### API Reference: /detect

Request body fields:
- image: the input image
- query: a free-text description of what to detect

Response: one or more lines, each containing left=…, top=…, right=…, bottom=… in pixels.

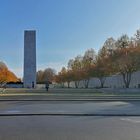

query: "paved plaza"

left=0, top=116, right=140, bottom=140
left=0, top=101, right=140, bottom=116
left=0, top=88, right=140, bottom=139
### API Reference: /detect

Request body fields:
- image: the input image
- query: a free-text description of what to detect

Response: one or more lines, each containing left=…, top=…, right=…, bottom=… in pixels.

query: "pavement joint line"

left=0, top=99, right=140, bottom=101
left=0, top=113, right=140, bottom=117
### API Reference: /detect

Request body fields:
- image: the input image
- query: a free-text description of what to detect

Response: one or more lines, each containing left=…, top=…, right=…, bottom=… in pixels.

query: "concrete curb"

left=0, top=99, right=140, bottom=101
left=0, top=113, right=140, bottom=117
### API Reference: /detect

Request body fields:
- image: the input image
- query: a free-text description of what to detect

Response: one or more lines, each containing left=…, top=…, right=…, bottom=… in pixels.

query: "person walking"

left=45, top=81, right=49, bottom=91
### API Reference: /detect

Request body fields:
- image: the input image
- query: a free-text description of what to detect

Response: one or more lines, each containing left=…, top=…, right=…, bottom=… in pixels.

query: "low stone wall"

left=5, top=83, right=55, bottom=89
left=69, top=71, right=140, bottom=88
left=36, top=84, right=45, bottom=89
left=6, top=83, right=23, bottom=88
left=36, top=84, right=55, bottom=89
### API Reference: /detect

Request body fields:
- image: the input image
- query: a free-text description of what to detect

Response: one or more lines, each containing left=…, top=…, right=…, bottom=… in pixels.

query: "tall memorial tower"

left=24, top=30, right=36, bottom=88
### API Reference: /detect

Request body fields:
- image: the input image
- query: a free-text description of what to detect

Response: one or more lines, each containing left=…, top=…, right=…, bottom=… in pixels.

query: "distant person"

left=45, top=81, right=49, bottom=91
left=32, top=82, right=34, bottom=88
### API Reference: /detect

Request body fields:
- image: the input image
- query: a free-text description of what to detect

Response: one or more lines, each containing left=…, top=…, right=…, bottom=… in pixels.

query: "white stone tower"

left=23, top=30, right=36, bottom=88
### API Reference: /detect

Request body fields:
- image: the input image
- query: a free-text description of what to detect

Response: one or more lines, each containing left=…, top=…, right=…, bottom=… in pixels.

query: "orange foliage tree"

left=0, top=61, right=19, bottom=87
left=111, top=45, right=140, bottom=88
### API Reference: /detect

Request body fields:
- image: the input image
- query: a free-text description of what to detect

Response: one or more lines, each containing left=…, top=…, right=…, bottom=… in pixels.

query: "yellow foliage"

left=0, top=62, right=19, bottom=83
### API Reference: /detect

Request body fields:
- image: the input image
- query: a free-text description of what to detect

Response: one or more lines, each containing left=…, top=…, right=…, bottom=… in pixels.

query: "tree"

left=82, top=49, right=96, bottom=88
left=64, top=70, right=73, bottom=88
left=111, top=45, right=140, bottom=88
left=36, top=68, right=56, bottom=84
left=115, top=34, right=129, bottom=49
left=94, top=56, right=111, bottom=88
left=68, top=55, right=83, bottom=88
left=94, top=39, right=116, bottom=88
left=0, top=61, right=19, bottom=87
left=0, top=69, right=8, bottom=87
left=54, top=73, right=64, bottom=87
left=43, top=68, right=56, bottom=82
left=134, top=29, right=140, bottom=46
left=102, top=37, right=116, bottom=55
left=36, top=70, right=44, bottom=83
left=54, top=67, right=67, bottom=88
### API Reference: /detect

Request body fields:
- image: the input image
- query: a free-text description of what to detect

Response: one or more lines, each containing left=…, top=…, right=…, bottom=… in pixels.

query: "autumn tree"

left=36, top=68, right=56, bottom=84
left=36, top=70, right=44, bottom=83
left=58, top=68, right=74, bottom=88
left=94, top=38, right=116, bottom=88
left=54, top=73, right=64, bottom=87
left=134, top=29, right=140, bottom=46
left=102, top=33, right=140, bottom=88
left=111, top=44, right=140, bottom=88
left=0, top=61, right=19, bottom=87
left=68, top=56, right=83, bottom=88
left=115, top=34, right=129, bottom=49
left=64, top=70, right=74, bottom=88
left=0, top=69, right=8, bottom=87
left=94, top=56, right=111, bottom=88
left=82, top=49, right=96, bottom=88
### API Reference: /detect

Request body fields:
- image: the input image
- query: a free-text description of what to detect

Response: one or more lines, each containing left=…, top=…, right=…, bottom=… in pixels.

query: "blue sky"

left=0, top=0, right=140, bottom=78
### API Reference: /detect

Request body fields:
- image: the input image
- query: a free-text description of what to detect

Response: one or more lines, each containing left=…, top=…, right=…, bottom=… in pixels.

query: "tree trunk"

left=99, top=77, right=106, bottom=88
left=122, top=72, right=132, bottom=88
left=83, top=79, right=90, bottom=88
left=61, top=83, right=64, bottom=88
left=67, top=82, right=70, bottom=88
left=75, top=81, right=80, bottom=88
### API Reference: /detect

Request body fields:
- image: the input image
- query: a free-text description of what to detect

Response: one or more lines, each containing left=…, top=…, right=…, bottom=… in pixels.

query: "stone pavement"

left=0, top=101, right=140, bottom=116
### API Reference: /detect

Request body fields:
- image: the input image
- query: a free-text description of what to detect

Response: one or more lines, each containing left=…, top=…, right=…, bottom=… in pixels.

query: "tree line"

left=54, top=29, right=140, bottom=88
